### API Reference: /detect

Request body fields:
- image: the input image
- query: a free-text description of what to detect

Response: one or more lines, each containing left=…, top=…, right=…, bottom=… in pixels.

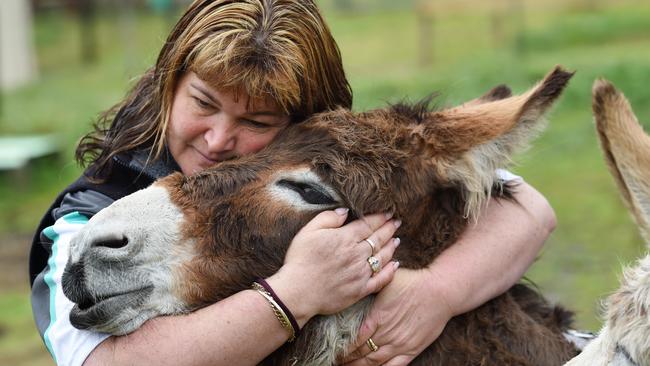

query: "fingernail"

left=393, top=261, right=400, bottom=269
left=384, top=212, right=393, bottom=219
left=393, top=219, right=402, bottom=228
left=393, top=237, right=400, bottom=247
left=335, top=207, right=349, bottom=216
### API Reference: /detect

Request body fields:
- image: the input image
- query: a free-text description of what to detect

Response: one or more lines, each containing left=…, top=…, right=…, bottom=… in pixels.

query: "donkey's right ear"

left=446, top=84, right=513, bottom=112
left=420, top=66, right=573, bottom=156
left=413, top=66, right=573, bottom=218
left=593, top=79, right=650, bottom=245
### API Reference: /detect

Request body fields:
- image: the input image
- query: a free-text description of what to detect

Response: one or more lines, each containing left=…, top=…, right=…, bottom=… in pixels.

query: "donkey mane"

left=389, top=94, right=439, bottom=124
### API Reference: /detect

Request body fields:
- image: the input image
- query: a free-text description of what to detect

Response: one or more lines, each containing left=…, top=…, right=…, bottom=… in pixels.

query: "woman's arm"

left=83, top=210, right=401, bottom=366
left=343, top=181, right=556, bottom=365
left=86, top=289, right=296, bottom=366
left=431, top=181, right=556, bottom=314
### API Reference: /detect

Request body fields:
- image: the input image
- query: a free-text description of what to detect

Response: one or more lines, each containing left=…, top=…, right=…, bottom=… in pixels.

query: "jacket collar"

left=113, top=147, right=181, bottom=180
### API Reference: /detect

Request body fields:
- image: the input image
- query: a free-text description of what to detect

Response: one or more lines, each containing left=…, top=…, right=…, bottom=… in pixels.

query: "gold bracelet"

left=252, top=282, right=296, bottom=342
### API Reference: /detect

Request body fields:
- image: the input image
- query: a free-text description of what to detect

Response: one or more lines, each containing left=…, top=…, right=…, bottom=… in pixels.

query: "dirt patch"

left=0, top=233, right=32, bottom=291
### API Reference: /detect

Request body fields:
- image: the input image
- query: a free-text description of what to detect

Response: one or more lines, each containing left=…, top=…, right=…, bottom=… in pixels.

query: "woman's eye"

left=192, top=97, right=212, bottom=109
left=242, top=119, right=270, bottom=129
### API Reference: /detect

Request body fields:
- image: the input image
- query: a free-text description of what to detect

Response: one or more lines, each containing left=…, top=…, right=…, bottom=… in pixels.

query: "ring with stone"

left=364, top=238, right=377, bottom=256
left=367, top=256, right=381, bottom=274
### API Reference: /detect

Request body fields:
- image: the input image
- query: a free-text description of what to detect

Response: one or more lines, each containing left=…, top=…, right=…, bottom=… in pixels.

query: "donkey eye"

left=277, top=180, right=337, bottom=205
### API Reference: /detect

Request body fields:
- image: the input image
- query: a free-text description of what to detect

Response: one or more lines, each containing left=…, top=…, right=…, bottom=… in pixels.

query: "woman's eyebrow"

left=189, top=83, right=220, bottom=105
left=247, top=110, right=282, bottom=117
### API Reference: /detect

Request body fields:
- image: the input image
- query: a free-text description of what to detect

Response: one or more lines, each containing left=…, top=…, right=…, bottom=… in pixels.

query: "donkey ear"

left=447, top=84, right=513, bottom=112
left=593, top=79, right=650, bottom=245
left=424, top=66, right=573, bottom=155
left=417, top=66, right=573, bottom=217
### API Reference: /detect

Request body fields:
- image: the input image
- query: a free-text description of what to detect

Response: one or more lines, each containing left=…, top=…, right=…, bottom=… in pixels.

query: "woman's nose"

left=204, top=117, right=236, bottom=153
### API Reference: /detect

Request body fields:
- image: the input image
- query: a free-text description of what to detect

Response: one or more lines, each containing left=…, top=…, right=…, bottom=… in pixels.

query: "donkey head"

left=567, top=81, right=650, bottom=366
left=62, top=67, right=572, bottom=335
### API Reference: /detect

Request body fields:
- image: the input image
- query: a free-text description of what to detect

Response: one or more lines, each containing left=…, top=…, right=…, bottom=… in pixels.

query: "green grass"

left=2, top=1, right=650, bottom=364
left=0, top=292, right=52, bottom=365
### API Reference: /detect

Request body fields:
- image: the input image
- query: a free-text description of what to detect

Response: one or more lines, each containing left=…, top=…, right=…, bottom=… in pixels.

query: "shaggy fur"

left=158, top=67, right=579, bottom=365
left=565, top=80, right=650, bottom=366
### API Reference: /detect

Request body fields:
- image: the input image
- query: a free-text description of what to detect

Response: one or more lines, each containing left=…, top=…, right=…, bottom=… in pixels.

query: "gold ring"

left=366, top=337, right=379, bottom=352
left=367, top=256, right=381, bottom=274
left=364, top=238, right=377, bottom=256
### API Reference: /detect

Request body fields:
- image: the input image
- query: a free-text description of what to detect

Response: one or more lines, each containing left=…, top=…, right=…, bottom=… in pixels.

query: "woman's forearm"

left=425, top=181, right=556, bottom=316
left=84, top=289, right=291, bottom=366
left=83, top=210, right=399, bottom=366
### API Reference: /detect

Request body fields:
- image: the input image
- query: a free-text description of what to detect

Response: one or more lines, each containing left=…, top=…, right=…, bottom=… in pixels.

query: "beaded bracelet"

left=252, top=280, right=298, bottom=342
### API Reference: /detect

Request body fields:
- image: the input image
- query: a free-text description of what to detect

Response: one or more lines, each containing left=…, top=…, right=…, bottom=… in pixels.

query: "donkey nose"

left=62, top=260, right=89, bottom=305
left=92, top=236, right=129, bottom=249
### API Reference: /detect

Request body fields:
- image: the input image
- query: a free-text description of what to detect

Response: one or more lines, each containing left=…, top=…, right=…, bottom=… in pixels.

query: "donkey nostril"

left=94, top=237, right=129, bottom=249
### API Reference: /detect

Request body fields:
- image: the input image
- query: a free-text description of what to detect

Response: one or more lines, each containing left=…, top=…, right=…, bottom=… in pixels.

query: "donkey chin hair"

left=97, top=309, right=151, bottom=335
left=451, top=152, right=508, bottom=221
left=606, top=255, right=650, bottom=362
left=297, top=297, right=373, bottom=365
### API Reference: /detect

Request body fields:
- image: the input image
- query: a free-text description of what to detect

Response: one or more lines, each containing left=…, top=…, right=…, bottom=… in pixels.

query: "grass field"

left=1, top=0, right=650, bottom=364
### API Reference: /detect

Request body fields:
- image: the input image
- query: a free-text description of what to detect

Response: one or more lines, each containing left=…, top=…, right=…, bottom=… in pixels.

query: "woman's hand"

left=268, top=209, right=402, bottom=327
left=341, top=268, right=452, bottom=366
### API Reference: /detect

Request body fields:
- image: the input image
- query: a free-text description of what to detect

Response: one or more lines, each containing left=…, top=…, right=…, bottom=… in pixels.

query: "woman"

left=29, top=1, right=555, bottom=365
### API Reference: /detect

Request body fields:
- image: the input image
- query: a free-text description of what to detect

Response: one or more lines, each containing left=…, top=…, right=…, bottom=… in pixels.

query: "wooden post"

left=120, top=0, right=137, bottom=75
left=509, top=0, right=526, bottom=57
left=490, top=0, right=506, bottom=48
left=0, top=0, right=38, bottom=91
left=416, top=1, right=435, bottom=68
left=76, top=0, right=97, bottom=64
left=333, top=0, right=355, bottom=12
left=582, top=0, right=601, bottom=11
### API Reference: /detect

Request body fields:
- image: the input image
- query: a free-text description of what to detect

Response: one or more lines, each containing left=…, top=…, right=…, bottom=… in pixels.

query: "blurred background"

left=1, top=0, right=650, bottom=364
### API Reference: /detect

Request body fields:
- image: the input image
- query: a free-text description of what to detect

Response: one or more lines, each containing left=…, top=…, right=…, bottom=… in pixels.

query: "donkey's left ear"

left=593, top=79, right=650, bottom=244
left=421, top=66, right=573, bottom=216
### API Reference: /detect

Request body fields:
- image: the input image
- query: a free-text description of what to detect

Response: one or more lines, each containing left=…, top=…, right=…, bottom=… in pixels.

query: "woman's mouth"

left=192, top=146, right=219, bottom=165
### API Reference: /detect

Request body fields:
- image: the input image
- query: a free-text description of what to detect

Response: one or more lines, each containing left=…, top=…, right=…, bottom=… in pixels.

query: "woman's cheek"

left=242, top=131, right=280, bottom=154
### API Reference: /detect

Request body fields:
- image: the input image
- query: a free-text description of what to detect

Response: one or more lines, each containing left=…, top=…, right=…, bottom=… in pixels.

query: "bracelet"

left=252, top=280, right=298, bottom=342
left=255, top=278, right=300, bottom=334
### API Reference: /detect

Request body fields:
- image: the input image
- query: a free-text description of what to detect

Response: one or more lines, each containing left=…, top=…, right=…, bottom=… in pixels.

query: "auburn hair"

left=76, top=0, right=352, bottom=178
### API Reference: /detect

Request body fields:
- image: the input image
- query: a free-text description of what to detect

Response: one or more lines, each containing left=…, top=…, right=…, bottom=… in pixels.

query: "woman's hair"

left=76, top=0, right=352, bottom=177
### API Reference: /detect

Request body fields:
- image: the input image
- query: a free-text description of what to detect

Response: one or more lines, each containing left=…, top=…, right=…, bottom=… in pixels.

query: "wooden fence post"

left=509, top=0, right=526, bottom=57
left=490, top=0, right=506, bottom=48
left=416, top=1, right=435, bottom=68
left=77, top=0, right=98, bottom=64
left=0, top=0, right=38, bottom=91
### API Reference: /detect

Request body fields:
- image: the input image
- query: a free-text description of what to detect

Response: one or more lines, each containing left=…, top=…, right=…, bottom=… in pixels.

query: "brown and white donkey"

left=62, top=67, right=580, bottom=365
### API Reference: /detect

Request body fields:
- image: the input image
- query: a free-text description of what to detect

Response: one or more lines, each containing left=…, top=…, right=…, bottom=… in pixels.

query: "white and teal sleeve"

left=31, top=212, right=110, bottom=366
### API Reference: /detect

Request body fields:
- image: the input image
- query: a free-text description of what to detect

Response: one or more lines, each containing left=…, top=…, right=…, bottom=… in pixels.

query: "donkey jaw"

left=68, top=286, right=154, bottom=334
left=62, top=185, right=196, bottom=334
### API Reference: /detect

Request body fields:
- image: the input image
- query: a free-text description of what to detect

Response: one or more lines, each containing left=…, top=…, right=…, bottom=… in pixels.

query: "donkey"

left=564, top=80, right=650, bottom=366
left=62, top=66, right=579, bottom=365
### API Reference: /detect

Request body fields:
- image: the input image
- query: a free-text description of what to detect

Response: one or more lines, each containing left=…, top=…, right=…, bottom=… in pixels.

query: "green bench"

left=0, top=134, right=62, bottom=171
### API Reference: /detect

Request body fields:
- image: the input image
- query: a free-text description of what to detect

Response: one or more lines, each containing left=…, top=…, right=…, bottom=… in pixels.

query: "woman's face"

left=167, top=72, right=290, bottom=175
